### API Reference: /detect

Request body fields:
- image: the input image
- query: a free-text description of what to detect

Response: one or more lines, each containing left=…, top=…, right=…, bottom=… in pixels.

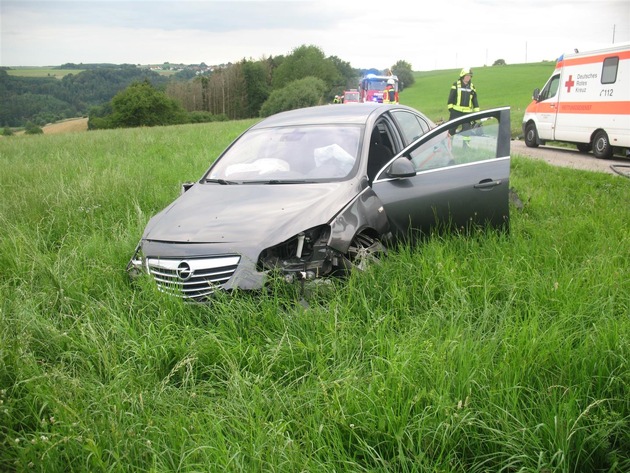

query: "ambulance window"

left=601, top=57, right=619, bottom=84
left=541, top=75, right=560, bottom=100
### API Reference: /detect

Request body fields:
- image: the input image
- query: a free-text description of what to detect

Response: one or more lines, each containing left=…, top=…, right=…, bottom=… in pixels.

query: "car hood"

left=143, top=181, right=359, bottom=245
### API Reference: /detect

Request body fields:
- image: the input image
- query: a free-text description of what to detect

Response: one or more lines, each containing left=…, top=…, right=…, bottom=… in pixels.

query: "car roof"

left=252, top=103, right=427, bottom=128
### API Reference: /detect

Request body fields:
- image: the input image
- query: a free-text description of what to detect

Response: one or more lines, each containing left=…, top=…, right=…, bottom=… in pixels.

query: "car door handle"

left=474, top=179, right=501, bottom=189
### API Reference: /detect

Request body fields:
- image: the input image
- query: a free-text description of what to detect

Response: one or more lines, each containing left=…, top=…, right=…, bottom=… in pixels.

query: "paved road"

left=510, top=139, right=630, bottom=177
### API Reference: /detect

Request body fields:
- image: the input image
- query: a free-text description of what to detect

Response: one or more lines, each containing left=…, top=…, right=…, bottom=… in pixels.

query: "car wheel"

left=576, top=143, right=591, bottom=153
left=592, top=130, right=613, bottom=159
left=524, top=123, right=539, bottom=148
left=341, top=233, right=386, bottom=273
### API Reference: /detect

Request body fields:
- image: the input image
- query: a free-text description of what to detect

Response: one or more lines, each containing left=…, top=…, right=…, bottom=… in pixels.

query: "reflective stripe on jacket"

left=447, top=80, right=479, bottom=113
left=382, top=86, right=396, bottom=103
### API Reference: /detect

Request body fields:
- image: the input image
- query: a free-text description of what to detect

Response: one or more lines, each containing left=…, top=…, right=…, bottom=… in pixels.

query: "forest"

left=0, top=65, right=169, bottom=127
left=0, top=45, right=415, bottom=128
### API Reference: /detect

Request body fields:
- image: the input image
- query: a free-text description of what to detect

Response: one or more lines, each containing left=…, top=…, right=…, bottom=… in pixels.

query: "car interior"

left=367, top=124, right=394, bottom=182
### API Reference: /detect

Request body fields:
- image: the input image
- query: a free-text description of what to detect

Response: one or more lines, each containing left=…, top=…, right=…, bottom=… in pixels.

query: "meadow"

left=408, top=62, right=557, bottom=137
left=0, top=63, right=629, bottom=472
left=5, top=68, right=85, bottom=79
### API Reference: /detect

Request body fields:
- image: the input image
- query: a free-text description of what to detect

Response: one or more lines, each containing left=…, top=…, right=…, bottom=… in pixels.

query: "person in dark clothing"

left=447, top=68, right=479, bottom=143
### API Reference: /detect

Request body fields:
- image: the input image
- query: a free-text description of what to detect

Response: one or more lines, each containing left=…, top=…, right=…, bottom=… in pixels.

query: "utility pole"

left=612, top=24, right=616, bottom=43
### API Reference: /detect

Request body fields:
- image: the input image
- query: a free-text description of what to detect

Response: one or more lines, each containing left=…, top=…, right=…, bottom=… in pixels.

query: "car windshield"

left=206, top=125, right=362, bottom=182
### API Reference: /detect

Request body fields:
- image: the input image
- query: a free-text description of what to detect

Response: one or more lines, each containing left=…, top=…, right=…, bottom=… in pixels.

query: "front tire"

left=576, top=143, right=591, bottom=153
left=592, top=130, right=613, bottom=159
left=341, top=233, right=386, bottom=274
left=524, top=123, right=539, bottom=148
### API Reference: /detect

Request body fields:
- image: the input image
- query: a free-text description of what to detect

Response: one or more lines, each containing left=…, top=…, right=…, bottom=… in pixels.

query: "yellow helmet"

left=460, top=68, right=473, bottom=77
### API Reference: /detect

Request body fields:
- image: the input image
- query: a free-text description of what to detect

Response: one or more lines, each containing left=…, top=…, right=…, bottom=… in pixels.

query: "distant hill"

left=0, top=65, right=169, bottom=127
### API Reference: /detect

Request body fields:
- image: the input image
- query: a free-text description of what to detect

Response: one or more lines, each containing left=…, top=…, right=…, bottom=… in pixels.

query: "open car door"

left=372, top=107, right=511, bottom=240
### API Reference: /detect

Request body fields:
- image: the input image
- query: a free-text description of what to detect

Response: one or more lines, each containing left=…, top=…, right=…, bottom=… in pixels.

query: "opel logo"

left=176, top=261, right=193, bottom=281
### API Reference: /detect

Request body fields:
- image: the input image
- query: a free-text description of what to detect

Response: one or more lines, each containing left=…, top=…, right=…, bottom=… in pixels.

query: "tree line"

left=0, top=65, right=170, bottom=127
left=0, top=45, right=415, bottom=129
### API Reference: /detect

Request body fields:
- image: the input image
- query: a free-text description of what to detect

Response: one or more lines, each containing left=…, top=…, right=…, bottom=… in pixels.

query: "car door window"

left=391, top=110, right=431, bottom=146
left=408, top=116, right=502, bottom=172
left=367, top=125, right=394, bottom=182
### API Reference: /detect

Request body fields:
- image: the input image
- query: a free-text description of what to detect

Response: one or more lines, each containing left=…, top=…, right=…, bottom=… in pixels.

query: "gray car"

left=128, top=103, right=511, bottom=300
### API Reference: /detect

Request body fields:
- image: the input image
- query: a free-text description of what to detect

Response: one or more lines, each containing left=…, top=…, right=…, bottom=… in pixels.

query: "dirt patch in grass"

left=42, top=117, right=89, bottom=134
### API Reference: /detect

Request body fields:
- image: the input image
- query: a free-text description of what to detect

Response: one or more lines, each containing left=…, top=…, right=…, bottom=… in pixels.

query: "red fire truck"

left=342, top=89, right=360, bottom=104
left=359, top=74, right=399, bottom=103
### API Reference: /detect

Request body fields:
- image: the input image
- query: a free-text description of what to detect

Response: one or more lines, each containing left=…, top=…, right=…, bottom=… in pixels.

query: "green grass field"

left=6, top=68, right=84, bottom=79
left=1, top=63, right=629, bottom=472
left=403, top=62, right=557, bottom=137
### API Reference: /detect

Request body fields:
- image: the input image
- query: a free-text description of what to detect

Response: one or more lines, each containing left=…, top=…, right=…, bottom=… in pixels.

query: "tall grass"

left=1, top=73, right=629, bottom=472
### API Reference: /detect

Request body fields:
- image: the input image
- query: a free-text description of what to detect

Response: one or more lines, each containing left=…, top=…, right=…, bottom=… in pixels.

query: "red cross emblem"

left=565, top=75, right=575, bottom=93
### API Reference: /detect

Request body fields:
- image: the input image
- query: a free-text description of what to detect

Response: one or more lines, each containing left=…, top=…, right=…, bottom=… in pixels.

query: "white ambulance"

left=522, top=42, right=630, bottom=159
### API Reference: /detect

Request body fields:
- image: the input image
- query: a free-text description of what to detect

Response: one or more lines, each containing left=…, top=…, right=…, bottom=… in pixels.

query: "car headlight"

left=256, top=225, right=333, bottom=277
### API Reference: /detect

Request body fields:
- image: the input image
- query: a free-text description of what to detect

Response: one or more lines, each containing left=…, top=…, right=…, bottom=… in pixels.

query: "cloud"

left=3, top=1, right=342, bottom=33
left=1, top=0, right=629, bottom=69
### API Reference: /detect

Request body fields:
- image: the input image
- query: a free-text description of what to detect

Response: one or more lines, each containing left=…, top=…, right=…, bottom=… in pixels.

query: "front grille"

left=146, top=255, right=240, bottom=300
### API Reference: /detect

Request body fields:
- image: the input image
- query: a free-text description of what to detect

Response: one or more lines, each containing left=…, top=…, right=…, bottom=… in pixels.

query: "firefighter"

left=447, top=68, right=479, bottom=144
left=382, top=79, right=397, bottom=104
left=333, top=95, right=342, bottom=104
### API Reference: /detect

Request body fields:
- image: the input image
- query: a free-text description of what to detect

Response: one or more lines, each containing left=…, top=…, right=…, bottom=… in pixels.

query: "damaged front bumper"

left=126, top=225, right=346, bottom=300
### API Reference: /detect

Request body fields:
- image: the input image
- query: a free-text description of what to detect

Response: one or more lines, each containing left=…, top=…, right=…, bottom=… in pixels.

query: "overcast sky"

left=1, top=0, right=629, bottom=71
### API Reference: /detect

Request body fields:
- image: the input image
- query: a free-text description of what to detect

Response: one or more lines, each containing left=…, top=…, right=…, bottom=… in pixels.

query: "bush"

left=2, top=127, right=13, bottom=136
left=392, top=60, right=415, bottom=91
left=187, top=111, right=229, bottom=123
left=87, top=116, right=112, bottom=130
left=259, top=76, right=327, bottom=117
left=108, top=80, right=187, bottom=128
left=24, top=122, right=43, bottom=134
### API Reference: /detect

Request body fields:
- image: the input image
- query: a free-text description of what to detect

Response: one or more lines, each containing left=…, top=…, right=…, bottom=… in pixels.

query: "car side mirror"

left=532, top=88, right=540, bottom=101
left=387, top=157, right=416, bottom=178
